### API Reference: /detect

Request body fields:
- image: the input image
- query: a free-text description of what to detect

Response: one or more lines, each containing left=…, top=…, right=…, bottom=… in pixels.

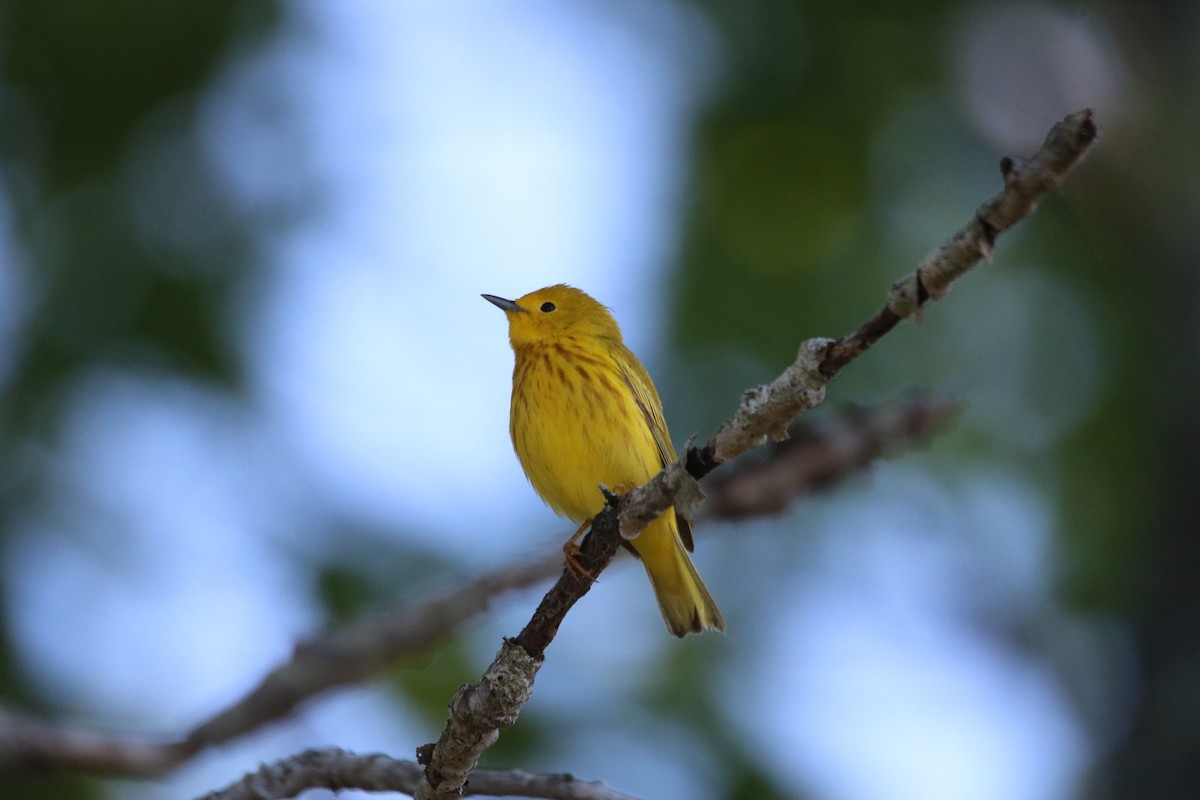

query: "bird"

left=483, top=284, right=724, bottom=637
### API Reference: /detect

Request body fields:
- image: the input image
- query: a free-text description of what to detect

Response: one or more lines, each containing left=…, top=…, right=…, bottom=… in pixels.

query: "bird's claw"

left=563, top=518, right=594, bottom=582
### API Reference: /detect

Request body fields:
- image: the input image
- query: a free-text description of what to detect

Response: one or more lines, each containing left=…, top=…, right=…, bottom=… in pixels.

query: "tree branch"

left=0, top=558, right=558, bottom=778
left=197, top=748, right=640, bottom=800
left=0, top=109, right=1098, bottom=797
left=700, top=394, right=961, bottom=521
left=186, top=557, right=557, bottom=752
left=413, top=108, right=1099, bottom=799
left=0, top=707, right=190, bottom=776
left=0, top=394, right=946, bottom=780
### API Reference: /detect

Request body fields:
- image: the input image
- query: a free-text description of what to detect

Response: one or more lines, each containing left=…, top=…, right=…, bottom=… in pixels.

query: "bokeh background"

left=1, top=2, right=1196, bottom=799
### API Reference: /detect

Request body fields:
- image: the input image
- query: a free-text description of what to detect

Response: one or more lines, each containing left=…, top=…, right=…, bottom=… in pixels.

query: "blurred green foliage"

left=1, top=3, right=277, bottom=798
left=0, top=0, right=277, bottom=443
left=6, top=0, right=239, bottom=186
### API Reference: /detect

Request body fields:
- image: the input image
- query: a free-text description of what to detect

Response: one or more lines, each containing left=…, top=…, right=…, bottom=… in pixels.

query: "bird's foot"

left=563, top=518, right=594, bottom=582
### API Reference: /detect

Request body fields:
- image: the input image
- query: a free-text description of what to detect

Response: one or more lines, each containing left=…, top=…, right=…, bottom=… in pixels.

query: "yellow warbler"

left=483, top=284, right=724, bottom=637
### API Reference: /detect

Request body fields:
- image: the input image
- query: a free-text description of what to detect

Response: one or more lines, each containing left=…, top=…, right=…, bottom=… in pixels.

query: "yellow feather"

left=484, top=284, right=724, bottom=637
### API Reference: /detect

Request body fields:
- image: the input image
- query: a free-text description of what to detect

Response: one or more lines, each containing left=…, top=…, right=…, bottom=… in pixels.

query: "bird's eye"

left=540, top=302, right=556, bottom=313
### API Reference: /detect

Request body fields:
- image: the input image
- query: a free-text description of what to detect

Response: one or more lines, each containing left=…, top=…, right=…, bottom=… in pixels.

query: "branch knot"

left=619, top=461, right=705, bottom=540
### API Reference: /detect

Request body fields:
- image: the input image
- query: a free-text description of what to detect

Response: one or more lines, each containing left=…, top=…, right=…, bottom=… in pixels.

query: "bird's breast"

left=510, top=340, right=659, bottom=522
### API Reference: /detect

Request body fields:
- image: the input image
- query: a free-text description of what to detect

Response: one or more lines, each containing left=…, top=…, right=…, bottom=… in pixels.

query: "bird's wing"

left=612, top=344, right=694, bottom=552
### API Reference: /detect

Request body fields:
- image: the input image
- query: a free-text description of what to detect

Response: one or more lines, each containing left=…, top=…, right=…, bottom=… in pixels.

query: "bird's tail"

left=633, top=512, right=725, bottom=637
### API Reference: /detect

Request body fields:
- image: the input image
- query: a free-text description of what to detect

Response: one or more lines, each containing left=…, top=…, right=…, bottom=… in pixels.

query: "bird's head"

left=482, top=284, right=622, bottom=347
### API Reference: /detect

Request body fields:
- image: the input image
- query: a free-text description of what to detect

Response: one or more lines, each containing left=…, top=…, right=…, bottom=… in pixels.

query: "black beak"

left=482, top=294, right=526, bottom=313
